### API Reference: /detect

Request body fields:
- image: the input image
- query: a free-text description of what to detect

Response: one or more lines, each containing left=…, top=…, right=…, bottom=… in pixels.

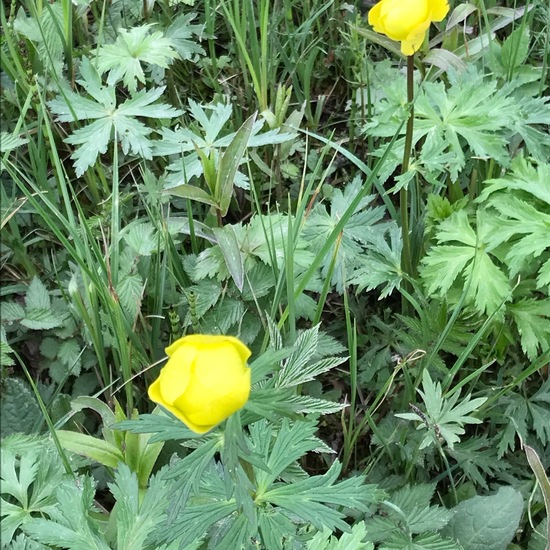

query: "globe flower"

left=368, top=0, right=450, bottom=56
left=148, top=334, right=251, bottom=434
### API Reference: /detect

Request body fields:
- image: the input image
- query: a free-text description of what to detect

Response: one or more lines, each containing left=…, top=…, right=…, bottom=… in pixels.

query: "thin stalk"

left=400, top=54, right=415, bottom=293
left=111, top=140, right=120, bottom=286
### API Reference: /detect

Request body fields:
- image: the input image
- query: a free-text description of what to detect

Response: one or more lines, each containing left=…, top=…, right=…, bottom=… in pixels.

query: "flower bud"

left=148, top=334, right=251, bottom=434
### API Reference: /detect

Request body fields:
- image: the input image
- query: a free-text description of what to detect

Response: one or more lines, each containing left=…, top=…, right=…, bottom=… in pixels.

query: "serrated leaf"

left=22, top=476, right=110, bottom=550
left=1, top=302, right=25, bottom=322
left=48, top=59, right=182, bottom=176
left=509, top=299, right=550, bottom=360
left=24, top=277, right=51, bottom=311
left=164, top=13, right=205, bottom=60
left=396, top=370, right=487, bottom=450
left=442, top=486, right=523, bottom=550
left=501, top=27, right=530, bottom=71
left=117, top=273, right=144, bottom=322
left=421, top=210, right=511, bottom=316
left=123, top=222, right=157, bottom=256
left=0, top=379, right=42, bottom=438
left=97, top=24, right=178, bottom=93
left=307, top=522, right=374, bottom=550
left=21, top=309, right=65, bottom=331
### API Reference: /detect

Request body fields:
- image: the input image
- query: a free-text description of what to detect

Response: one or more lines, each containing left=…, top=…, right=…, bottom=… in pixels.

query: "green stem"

left=400, top=55, right=415, bottom=312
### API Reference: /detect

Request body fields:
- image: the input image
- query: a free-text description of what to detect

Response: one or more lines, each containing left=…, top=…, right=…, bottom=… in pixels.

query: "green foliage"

left=421, top=157, right=550, bottom=360
left=154, top=100, right=295, bottom=189
left=2, top=277, right=67, bottom=331
left=396, top=370, right=487, bottom=451
left=364, top=64, right=550, bottom=185
left=2, top=0, right=549, bottom=548
left=96, top=24, right=179, bottom=92
left=306, top=523, right=374, bottom=550
left=441, top=486, right=524, bottom=550
left=48, top=57, right=183, bottom=176
left=0, top=380, right=42, bottom=438
left=365, top=483, right=459, bottom=549
left=1, top=438, right=64, bottom=542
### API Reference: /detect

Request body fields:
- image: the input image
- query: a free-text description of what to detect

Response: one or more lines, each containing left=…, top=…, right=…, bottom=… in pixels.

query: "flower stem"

left=400, top=54, right=415, bottom=311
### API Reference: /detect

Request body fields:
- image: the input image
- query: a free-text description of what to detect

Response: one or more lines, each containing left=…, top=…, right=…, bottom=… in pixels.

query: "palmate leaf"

left=261, top=460, right=383, bottom=533
left=350, top=223, right=403, bottom=299
left=307, top=522, right=374, bottom=550
left=396, top=370, right=487, bottom=450
left=366, top=484, right=455, bottom=547
left=302, top=177, right=390, bottom=292
left=249, top=419, right=321, bottom=492
left=508, top=299, right=550, bottom=360
left=48, top=58, right=183, bottom=176
left=153, top=100, right=294, bottom=188
left=420, top=210, right=512, bottom=316
left=366, top=66, right=515, bottom=181
left=479, top=157, right=550, bottom=283
left=164, top=13, right=205, bottom=60
left=108, top=464, right=170, bottom=550
left=22, top=476, right=109, bottom=550
left=97, top=24, right=178, bottom=92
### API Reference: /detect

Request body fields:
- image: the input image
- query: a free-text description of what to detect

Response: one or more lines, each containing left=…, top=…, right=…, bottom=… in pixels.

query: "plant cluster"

left=1, top=0, right=549, bottom=547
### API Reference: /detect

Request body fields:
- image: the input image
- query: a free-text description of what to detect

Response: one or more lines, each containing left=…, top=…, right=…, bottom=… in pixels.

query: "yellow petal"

left=183, top=369, right=251, bottom=428
left=368, top=0, right=384, bottom=32
left=429, top=0, right=450, bottom=21
left=379, top=0, right=429, bottom=41
left=401, top=23, right=429, bottom=55
left=154, top=398, right=213, bottom=434
left=221, top=335, right=252, bottom=364
left=157, top=346, right=195, bottom=405
left=147, top=377, right=164, bottom=406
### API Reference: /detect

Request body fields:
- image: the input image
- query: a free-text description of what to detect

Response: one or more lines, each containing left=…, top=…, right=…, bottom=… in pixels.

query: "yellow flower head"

left=368, top=0, right=450, bottom=56
left=148, top=334, right=252, bottom=434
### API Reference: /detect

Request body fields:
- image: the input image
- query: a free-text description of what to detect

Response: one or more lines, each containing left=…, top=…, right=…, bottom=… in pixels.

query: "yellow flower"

left=148, top=334, right=251, bottom=434
left=368, top=0, right=450, bottom=56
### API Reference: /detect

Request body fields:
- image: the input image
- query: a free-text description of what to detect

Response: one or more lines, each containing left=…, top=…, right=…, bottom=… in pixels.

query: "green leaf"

left=48, top=58, right=182, bottom=176
left=56, top=431, right=124, bottom=469
left=509, top=299, right=550, bottom=360
left=396, top=370, right=487, bottom=450
left=528, top=518, right=549, bottom=550
left=0, top=379, right=41, bottom=438
left=216, top=112, right=256, bottom=216
left=442, top=486, right=524, bottom=550
left=381, top=531, right=462, bottom=550
left=6, top=533, right=49, bottom=550
left=307, top=522, right=374, bottom=550
left=108, top=464, right=170, bottom=549
left=524, top=445, right=550, bottom=546
left=116, top=273, right=144, bottom=322
left=261, top=460, right=382, bottom=533
left=501, top=26, right=530, bottom=71
left=421, top=210, right=512, bottom=316
left=164, top=13, right=205, bottom=60
left=23, top=476, right=110, bottom=550
left=123, top=222, right=157, bottom=256
left=97, top=24, right=178, bottom=93
left=1, top=328, right=15, bottom=367
left=0, top=444, right=63, bottom=543
left=212, top=226, right=245, bottom=291
left=1, top=302, right=25, bottom=322
left=24, top=277, right=50, bottom=311
left=167, top=184, right=217, bottom=207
